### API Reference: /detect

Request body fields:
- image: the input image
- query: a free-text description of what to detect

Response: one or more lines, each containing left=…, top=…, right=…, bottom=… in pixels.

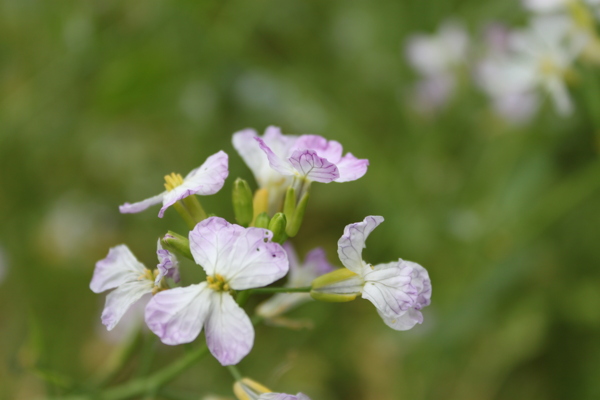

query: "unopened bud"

left=252, top=188, right=269, bottom=221
left=233, top=378, right=272, bottom=400
left=254, top=212, right=270, bottom=229
left=286, top=191, right=309, bottom=237
left=310, top=268, right=362, bottom=302
left=162, top=231, right=193, bottom=260
left=232, top=178, right=253, bottom=227
left=267, top=213, right=287, bottom=243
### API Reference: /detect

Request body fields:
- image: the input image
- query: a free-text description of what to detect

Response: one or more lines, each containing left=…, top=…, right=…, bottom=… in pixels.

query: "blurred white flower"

left=405, top=20, right=469, bottom=113
left=477, top=16, right=585, bottom=118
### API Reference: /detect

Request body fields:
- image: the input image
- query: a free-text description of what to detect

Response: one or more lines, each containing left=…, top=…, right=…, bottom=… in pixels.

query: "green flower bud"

left=254, top=212, right=270, bottom=229
left=162, top=231, right=193, bottom=260
left=267, top=212, right=287, bottom=244
left=232, top=178, right=253, bottom=227
left=310, top=268, right=362, bottom=302
left=286, top=191, right=309, bottom=237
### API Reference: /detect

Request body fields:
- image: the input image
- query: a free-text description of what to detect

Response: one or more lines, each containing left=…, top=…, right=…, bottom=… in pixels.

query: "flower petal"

left=119, top=192, right=165, bottom=214
left=294, top=134, right=343, bottom=163
left=156, top=239, right=180, bottom=285
left=378, top=308, right=424, bottom=331
left=288, top=149, right=339, bottom=183
left=259, top=394, right=300, bottom=400
left=145, top=283, right=212, bottom=345
left=337, top=216, right=384, bottom=274
left=190, top=217, right=289, bottom=289
left=205, top=291, right=254, bottom=365
left=232, top=128, right=265, bottom=181
left=90, top=245, right=147, bottom=293
left=335, top=153, right=369, bottom=182
left=189, top=217, right=245, bottom=277
left=255, top=292, right=310, bottom=319
left=101, top=280, right=154, bottom=331
left=362, top=261, right=416, bottom=316
left=159, top=151, right=229, bottom=217
left=255, top=136, right=296, bottom=176
left=225, top=228, right=288, bottom=290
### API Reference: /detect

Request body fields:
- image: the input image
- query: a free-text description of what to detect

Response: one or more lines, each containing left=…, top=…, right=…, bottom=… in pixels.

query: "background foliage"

left=1, top=0, right=599, bottom=399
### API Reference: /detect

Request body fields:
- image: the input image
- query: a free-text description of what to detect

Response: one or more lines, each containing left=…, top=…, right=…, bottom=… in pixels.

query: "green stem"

left=227, top=365, right=243, bottom=382
left=182, top=195, right=207, bottom=223
left=248, top=286, right=311, bottom=295
left=173, top=202, right=196, bottom=230
left=92, top=327, right=143, bottom=387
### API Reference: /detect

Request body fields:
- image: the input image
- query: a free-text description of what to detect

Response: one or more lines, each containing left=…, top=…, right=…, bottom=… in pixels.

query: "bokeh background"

left=1, top=0, right=600, bottom=399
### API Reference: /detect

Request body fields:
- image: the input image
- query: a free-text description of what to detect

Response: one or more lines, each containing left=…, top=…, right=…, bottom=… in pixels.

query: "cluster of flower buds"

left=90, top=126, right=432, bottom=397
left=405, top=0, right=600, bottom=123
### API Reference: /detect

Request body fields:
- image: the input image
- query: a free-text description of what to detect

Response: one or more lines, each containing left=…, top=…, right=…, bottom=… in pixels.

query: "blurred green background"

left=1, top=0, right=600, bottom=399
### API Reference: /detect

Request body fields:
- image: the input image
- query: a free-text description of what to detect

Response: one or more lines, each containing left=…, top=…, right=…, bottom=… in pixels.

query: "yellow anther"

left=139, top=268, right=154, bottom=281
left=164, top=172, right=184, bottom=191
left=207, top=274, right=230, bottom=292
left=539, top=57, right=560, bottom=77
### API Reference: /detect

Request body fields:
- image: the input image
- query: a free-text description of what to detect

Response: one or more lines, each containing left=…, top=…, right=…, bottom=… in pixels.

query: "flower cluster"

left=405, top=1, right=600, bottom=123
left=90, top=127, right=431, bottom=397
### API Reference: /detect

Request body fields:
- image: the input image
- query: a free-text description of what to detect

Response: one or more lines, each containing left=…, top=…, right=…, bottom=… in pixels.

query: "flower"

left=523, top=0, right=600, bottom=14
left=144, top=217, right=289, bottom=365
left=311, top=216, right=431, bottom=331
left=477, top=16, right=586, bottom=116
left=90, top=241, right=180, bottom=330
left=255, top=132, right=369, bottom=184
left=256, top=243, right=334, bottom=320
left=233, top=127, right=297, bottom=214
left=405, top=20, right=469, bottom=113
left=119, top=151, right=229, bottom=217
left=233, top=378, right=311, bottom=400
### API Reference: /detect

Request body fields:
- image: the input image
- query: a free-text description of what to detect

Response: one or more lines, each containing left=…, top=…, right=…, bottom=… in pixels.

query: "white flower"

left=312, top=216, right=431, bottom=331
left=90, top=241, right=179, bottom=330
left=144, top=217, right=289, bottom=365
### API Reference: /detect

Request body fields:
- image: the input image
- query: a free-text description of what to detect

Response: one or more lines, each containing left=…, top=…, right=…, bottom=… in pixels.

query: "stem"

left=182, top=195, right=207, bottom=223
left=173, top=202, right=196, bottom=230
left=236, top=290, right=252, bottom=307
left=248, top=286, right=311, bottom=295
left=92, top=327, right=143, bottom=387
left=227, top=365, right=243, bottom=382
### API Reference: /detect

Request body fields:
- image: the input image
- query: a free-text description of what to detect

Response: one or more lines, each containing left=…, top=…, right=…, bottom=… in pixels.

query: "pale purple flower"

left=119, top=151, right=229, bottom=217
left=256, top=243, right=334, bottom=319
left=157, top=239, right=180, bottom=284
left=232, top=127, right=297, bottom=214
left=314, top=216, right=431, bottom=331
left=255, top=133, right=368, bottom=184
left=145, top=217, right=289, bottom=365
left=405, top=20, right=469, bottom=113
left=90, top=242, right=180, bottom=330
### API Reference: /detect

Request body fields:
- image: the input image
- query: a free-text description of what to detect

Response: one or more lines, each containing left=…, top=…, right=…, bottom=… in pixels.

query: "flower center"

left=539, top=57, right=560, bottom=77
left=139, top=268, right=157, bottom=282
left=207, top=274, right=230, bottom=292
left=164, top=172, right=184, bottom=191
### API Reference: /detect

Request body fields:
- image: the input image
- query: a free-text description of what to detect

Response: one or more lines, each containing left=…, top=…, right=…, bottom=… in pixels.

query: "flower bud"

left=253, top=212, right=270, bottom=229
left=161, top=231, right=193, bottom=260
left=267, top=213, right=287, bottom=244
left=232, top=178, right=253, bottom=227
left=286, top=191, right=309, bottom=237
left=310, top=268, right=362, bottom=302
left=233, top=378, right=272, bottom=400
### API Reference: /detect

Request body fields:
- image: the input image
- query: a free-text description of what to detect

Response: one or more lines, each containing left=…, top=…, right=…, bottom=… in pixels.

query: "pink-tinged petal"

left=189, top=217, right=289, bottom=289
left=91, top=245, right=147, bottom=293
left=288, top=150, right=339, bottom=183
left=294, top=134, right=343, bottom=163
left=156, top=239, right=180, bottom=285
left=255, top=137, right=296, bottom=176
left=159, top=151, right=229, bottom=217
left=119, top=192, right=165, bottom=214
left=303, top=247, right=336, bottom=277
left=334, top=153, right=369, bottom=182
left=205, top=291, right=254, bottom=366
left=145, top=283, right=211, bottom=345
left=362, top=261, right=416, bottom=316
left=337, top=216, right=384, bottom=274
left=225, top=228, right=288, bottom=290
left=255, top=292, right=310, bottom=319
left=189, top=217, right=245, bottom=277
left=403, top=260, right=432, bottom=310
left=283, top=242, right=300, bottom=272
left=101, top=280, right=154, bottom=331
left=378, top=308, right=424, bottom=331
